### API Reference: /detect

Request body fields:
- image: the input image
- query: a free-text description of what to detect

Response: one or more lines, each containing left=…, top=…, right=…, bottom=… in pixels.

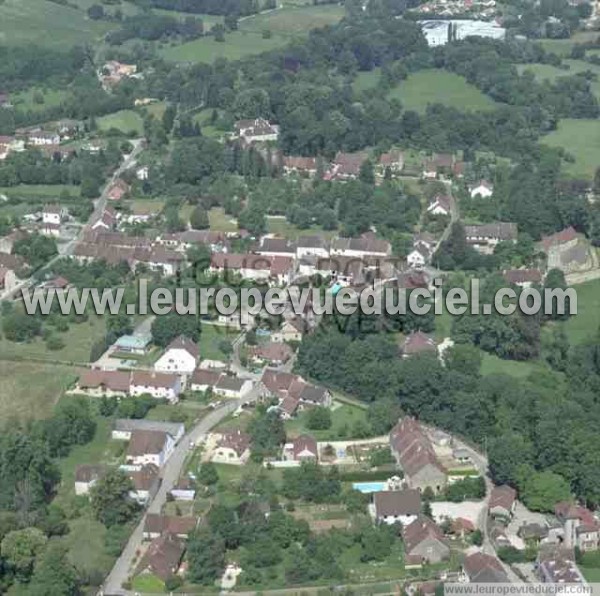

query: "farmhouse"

left=111, top=419, right=185, bottom=443
left=462, top=552, right=508, bottom=583
left=214, top=375, right=254, bottom=399
left=555, top=502, right=600, bottom=551
left=170, top=477, right=196, bottom=501
left=327, top=151, right=369, bottom=180
left=390, top=417, right=447, bottom=493
left=407, top=244, right=432, bottom=268
left=373, top=489, right=421, bottom=525
left=126, top=429, right=176, bottom=467
left=128, top=371, right=182, bottom=403
left=502, top=268, right=543, bottom=288
left=271, top=318, right=305, bottom=343
left=210, top=253, right=294, bottom=285
left=27, top=131, right=60, bottom=146
left=90, top=206, right=118, bottom=231
left=136, top=533, right=185, bottom=582
left=282, top=156, right=319, bottom=176
left=42, top=204, right=66, bottom=226
left=107, top=179, right=130, bottom=201
left=248, top=342, right=294, bottom=366
left=377, top=150, right=404, bottom=177
left=284, top=434, right=319, bottom=462
left=256, top=237, right=296, bottom=258
left=296, top=235, right=329, bottom=260
left=403, top=516, right=450, bottom=565
left=77, top=369, right=131, bottom=398
left=541, top=226, right=580, bottom=253
left=213, top=429, right=251, bottom=464
left=154, top=335, right=198, bottom=376
left=330, top=233, right=391, bottom=259
left=464, top=222, right=517, bottom=253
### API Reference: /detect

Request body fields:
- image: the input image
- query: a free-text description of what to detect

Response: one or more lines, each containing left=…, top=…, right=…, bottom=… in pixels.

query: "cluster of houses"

left=75, top=418, right=198, bottom=583
left=100, top=60, right=139, bottom=89
left=415, top=0, right=497, bottom=18
left=0, top=120, right=80, bottom=161
left=77, top=334, right=253, bottom=402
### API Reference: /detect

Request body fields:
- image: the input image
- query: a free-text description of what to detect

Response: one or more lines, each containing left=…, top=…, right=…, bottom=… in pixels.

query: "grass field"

left=480, top=353, right=544, bottom=378
left=126, top=198, right=165, bottom=216
left=542, top=119, right=600, bottom=179
left=266, top=215, right=338, bottom=239
left=539, top=32, right=599, bottom=57
left=353, top=68, right=381, bottom=93
left=0, top=0, right=111, bottom=47
left=98, top=110, right=144, bottom=135
left=161, top=4, right=344, bottom=63
left=10, top=87, right=69, bottom=113
left=199, top=324, right=238, bottom=360
left=563, top=278, right=600, bottom=345
left=389, top=69, right=497, bottom=113
left=0, top=184, right=80, bottom=200
left=0, top=361, right=78, bottom=420
left=209, top=207, right=238, bottom=232
left=0, top=315, right=107, bottom=363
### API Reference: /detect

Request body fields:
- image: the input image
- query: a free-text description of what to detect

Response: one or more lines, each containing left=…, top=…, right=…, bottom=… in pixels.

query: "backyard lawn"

left=542, top=119, right=600, bottom=180
left=266, top=215, right=338, bottom=239
left=199, top=323, right=238, bottom=360
left=208, top=207, right=239, bottom=232
left=285, top=402, right=370, bottom=441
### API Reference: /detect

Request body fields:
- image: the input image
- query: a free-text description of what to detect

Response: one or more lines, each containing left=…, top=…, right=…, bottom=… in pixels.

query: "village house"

left=373, top=489, right=421, bottom=525
left=283, top=434, right=319, bottom=462
left=157, top=230, right=229, bottom=254
left=113, top=333, right=152, bottom=355
left=540, top=226, right=592, bottom=273
left=555, top=502, right=600, bottom=551
left=502, top=268, right=543, bottom=288
left=469, top=180, right=494, bottom=198
left=295, top=235, right=329, bottom=260
left=537, top=544, right=586, bottom=584
left=489, top=485, right=517, bottom=521
left=42, top=204, right=66, bottom=226
left=426, top=195, right=452, bottom=217
left=134, top=246, right=184, bottom=277
left=210, top=253, right=294, bottom=285
left=326, top=151, right=369, bottom=181
left=76, top=369, right=131, bottom=398
left=90, top=206, right=118, bottom=231
left=248, top=342, right=294, bottom=366
left=234, top=118, right=279, bottom=143
left=154, top=335, right=198, bottom=377
left=422, top=154, right=454, bottom=179
left=282, top=156, right=319, bottom=177
left=130, top=371, right=182, bottom=403
left=128, top=463, right=160, bottom=505
left=213, top=429, right=251, bottom=464
left=330, top=233, right=392, bottom=259
left=271, top=318, right=305, bottom=343
left=393, top=268, right=431, bottom=292
left=107, top=178, right=130, bottom=201
left=27, top=131, right=60, bottom=146
left=256, top=236, right=296, bottom=258
left=214, top=375, right=254, bottom=399
left=143, top=514, right=198, bottom=540
left=407, top=243, right=432, bottom=269
left=40, top=276, right=70, bottom=292
left=299, top=255, right=366, bottom=286
left=101, top=61, right=137, bottom=87
left=464, top=222, right=518, bottom=254
left=126, top=429, right=176, bottom=468
left=135, top=533, right=185, bottom=582
left=136, top=165, right=149, bottom=180
left=74, top=464, right=104, bottom=496
left=390, top=417, right=447, bottom=493
left=462, top=552, right=509, bottom=583
left=402, top=331, right=437, bottom=358
left=377, top=150, right=404, bottom=178
left=189, top=369, right=221, bottom=392
left=403, top=515, right=450, bottom=565
left=111, top=419, right=185, bottom=443
left=541, top=226, right=580, bottom=254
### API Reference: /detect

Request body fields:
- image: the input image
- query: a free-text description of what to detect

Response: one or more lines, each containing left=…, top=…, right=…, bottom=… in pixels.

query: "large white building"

left=419, top=20, right=506, bottom=46
left=154, top=335, right=198, bottom=376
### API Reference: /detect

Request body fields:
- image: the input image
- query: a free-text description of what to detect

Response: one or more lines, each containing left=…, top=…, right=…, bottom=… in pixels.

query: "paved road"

left=1, top=139, right=144, bottom=302
left=102, top=386, right=262, bottom=595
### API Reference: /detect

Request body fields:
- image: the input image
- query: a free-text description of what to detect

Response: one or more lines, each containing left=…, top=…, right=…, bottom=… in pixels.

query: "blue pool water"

left=352, top=481, right=386, bottom=493
left=331, top=283, right=343, bottom=295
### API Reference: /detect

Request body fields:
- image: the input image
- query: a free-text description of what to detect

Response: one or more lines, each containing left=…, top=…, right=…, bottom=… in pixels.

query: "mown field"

left=0, top=361, right=79, bottom=420
left=542, top=118, right=600, bottom=179
left=161, top=4, right=344, bottom=63
left=354, top=68, right=497, bottom=113
left=0, top=0, right=112, bottom=47
left=563, top=278, right=600, bottom=345
left=97, top=109, right=144, bottom=135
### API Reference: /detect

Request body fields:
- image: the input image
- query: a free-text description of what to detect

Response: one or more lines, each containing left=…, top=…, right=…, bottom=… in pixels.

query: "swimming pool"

left=352, top=481, right=386, bottom=493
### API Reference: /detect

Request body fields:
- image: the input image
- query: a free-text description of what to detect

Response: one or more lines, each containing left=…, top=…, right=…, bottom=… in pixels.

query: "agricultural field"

left=97, top=110, right=144, bottom=135
left=0, top=0, right=112, bottom=47
left=538, top=31, right=599, bottom=57
left=389, top=69, right=497, bottom=113
left=542, top=118, right=600, bottom=179
left=0, top=184, right=80, bottom=200
left=0, top=361, right=79, bottom=420
left=161, top=3, right=345, bottom=63
left=563, top=278, right=600, bottom=345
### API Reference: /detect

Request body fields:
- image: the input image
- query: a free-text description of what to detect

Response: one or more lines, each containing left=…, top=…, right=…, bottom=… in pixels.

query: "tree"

left=2, top=312, right=42, bottom=342
left=187, top=528, right=226, bottom=585
left=198, top=462, right=218, bottom=486
left=519, top=469, right=572, bottom=512
left=444, top=344, right=482, bottom=377
left=238, top=204, right=266, bottom=236
left=358, top=159, right=375, bottom=184
left=28, top=543, right=79, bottom=596
left=306, top=406, right=332, bottom=430
left=90, top=469, right=139, bottom=527
left=151, top=313, right=200, bottom=346
left=190, top=205, right=210, bottom=230
left=87, top=4, right=104, bottom=19
left=1, top=527, right=48, bottom=581
left=488, top=432, right=534, bottom=486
